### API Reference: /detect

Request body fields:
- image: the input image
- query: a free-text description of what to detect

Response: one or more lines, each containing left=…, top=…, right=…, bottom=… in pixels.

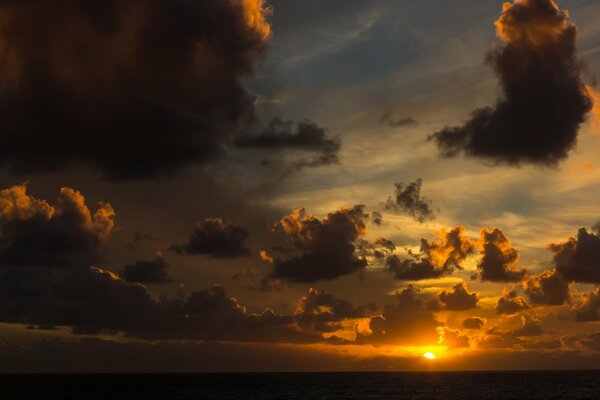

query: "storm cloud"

left=120, top=255, right=171, bottom=284
left=0, top=0, right=271, bottom=179
left=429, top=0, right=593, bottom=166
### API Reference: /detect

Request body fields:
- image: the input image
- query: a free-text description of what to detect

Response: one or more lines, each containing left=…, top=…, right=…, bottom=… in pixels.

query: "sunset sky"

left=2, top=0, right=600, bottom=372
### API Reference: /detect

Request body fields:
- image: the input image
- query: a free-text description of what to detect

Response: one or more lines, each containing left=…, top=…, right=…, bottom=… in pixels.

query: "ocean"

left=2, top=371, right=600, bottom=399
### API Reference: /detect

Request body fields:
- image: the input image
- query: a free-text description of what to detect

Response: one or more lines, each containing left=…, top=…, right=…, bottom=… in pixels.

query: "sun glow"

left=423, top=352, right=437, bottom=360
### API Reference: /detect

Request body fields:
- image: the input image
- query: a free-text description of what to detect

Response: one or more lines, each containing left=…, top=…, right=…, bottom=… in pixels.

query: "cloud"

left=170, top=218, right=250, bottom=258
left=438, top=327, right=470, bottom=349
left=294, top=288, right=365, bottom=332
left=429, top=0, right=592, bottom=166
left=271, top=206, right=368, bottom=283
left=478, top=228, right=528, bottom=282
left=357, top=285, right=440, bottom=346
left=476, top=327, right=523, bottom=349
left=234, top=118, right=341, bottom=170
left=0, top=0, right=271, bottom=179
left=572, top=287, right=600, bottom=322
left=385, top=226, right=475, bottom=280
left=523, top=269, right=570, bottom=306
left=463, top=316, right=486, bottom=330
left=0, top=185, right=115, bottom=267
left=384, top=179, right=436, bottom=223
left=379, top=112, right=417, bottom=128
left=513, top=314, right=544, bottom=337
left=496, top=290, right=529, bottom=315
left=438, top=282, right=479, bottom=311
left=549, top=227, right=600, bottom=284
left=119, top=255, right=171, bottom=284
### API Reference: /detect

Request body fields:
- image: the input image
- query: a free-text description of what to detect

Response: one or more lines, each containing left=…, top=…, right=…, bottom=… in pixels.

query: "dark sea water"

left=2, top=371, right=600, bottom=400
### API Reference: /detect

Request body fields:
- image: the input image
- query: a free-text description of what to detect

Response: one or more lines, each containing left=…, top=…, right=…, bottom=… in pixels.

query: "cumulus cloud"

left=463, top=316, right=487, bottom=330
left=513, top=314, right=544, bottom=337
left=357, top=285, right=440, bottom=345
left=234, top=118, right=341, bottom=170
left=385, top=226, right=475, bottom=280
left=0, top=185, right=115, bottom=267
left=438, top=327, right=470, bottom=349
left=429, top=0, right=593, bottom=166
left=523, top=269, right=570, bottom=306
left=478, top=228, right=528, bottom=282
left=294, top=288, right=365, bottom=332
left=549, top=227, right=600, bottom=284
left=170, top=218, right=250, bottom=258
left=496, top=290, right=530, bottom=315
left=119, top=255, right=171, bottom=284
left=438, top=282, right=479, bottom=311
left=271, top=206, right=368, bottom=283
left=0, top=0, right=271, bottom=179
left=572, top=287, right=600, bottom=322
left=385, top=179, right=436, bottom=223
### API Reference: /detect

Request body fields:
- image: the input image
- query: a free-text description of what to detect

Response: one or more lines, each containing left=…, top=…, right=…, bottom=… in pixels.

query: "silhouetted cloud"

left=271, top=206, right=368, bottom=283
left=438, top=282, right=479, bottom=311
left=496, top=290, right=529, bottom=315
left=294, top=288, right=365, bottom=332
left=572, top=287, right=600, bottom=322
left=234, top=118, right=340, bottom=170
left=385, top=179, right=436, bottom=223
left=513, top=314, right=544, bottom=337
left=549, top=227, right=600, bottom=284
left=0, top=185, right=114, bottom=267
left=385, top=226, right=475, bottom=280
left=429, top=0, right=593, bottom=166
left=0, top=0, right=271, bottom=179
left=379, top=112, right=417, bottom=128
left=463, top=316, right=486, bottom=330
left=357, top=285, right=440, bottom=345
left=120, top=255, right=171, bottom=284
left=438, top=327, right=470, bottom=348
left=523, top=270, right=570, bottom=306
left=478, top=228, right=528, bottom=282
left=170, top=218, right=250, bottom=258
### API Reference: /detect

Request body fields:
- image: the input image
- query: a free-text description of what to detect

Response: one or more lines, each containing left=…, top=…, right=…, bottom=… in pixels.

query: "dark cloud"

left=438, top=282, right=479, bottom=311
left=463, top=316, right=486, bottom=330
left=572, top=287, right=600, bottom=322
left=371, top=211, right=383, bottom=226
left=549, top=227, right=600, bottom=284
left=271, top=206, right=368, bottom=283
left=477, top=327, right=523, bottom=349
left=438, top=327, right=470, bottom=349
left=0, top=185, right=114, bottom=267
left=386, top=226, right=475, bottom=280
left=119, top=255, right=171, bottom=284
left=0, top=0, right=271, bottom=179
left=496, top=290, right=529, bottom=315
left=234, top=118, right=341, bottom=170
left=379, top=112, right=417, bottom=128
left=478, top=228, right=528, bottom=282
left=294, top=288, right=365, bottom=333
left=523, top=269, right=570, bottom=306
left=170, top=218, right=250, bottom=259
left=513, top=314, right=544, bottom=337
left=429, top=0, right=593, bottom=166
left=385, top=179, right=436, bottom=223
left=357, top=285, right=440, bottom=346
left=356, top=237, right=395, bottom=261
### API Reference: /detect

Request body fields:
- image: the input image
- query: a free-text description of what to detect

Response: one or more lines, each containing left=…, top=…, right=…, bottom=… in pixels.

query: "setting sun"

left=423, top=352, right=437, bottom=360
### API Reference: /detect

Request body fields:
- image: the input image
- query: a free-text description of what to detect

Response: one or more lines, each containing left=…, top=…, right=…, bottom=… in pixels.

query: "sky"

left=2, top=0, right=600, bottom=372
